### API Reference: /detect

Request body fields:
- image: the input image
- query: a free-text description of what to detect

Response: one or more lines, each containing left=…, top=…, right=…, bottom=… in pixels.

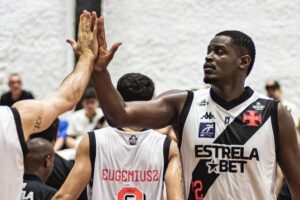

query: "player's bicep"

left=13, top=100, right=58, bottom=139
left=52, top=135, right=91, bottom=200
left=277, top=103, right=300, bottom=198
left=164, top=141, right=184, bottom=200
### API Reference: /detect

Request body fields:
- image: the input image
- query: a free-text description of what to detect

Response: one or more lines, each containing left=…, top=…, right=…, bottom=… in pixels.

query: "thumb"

left=66, top=39, right=78, bottom=50
left=109, top=42, right=122, bottom=58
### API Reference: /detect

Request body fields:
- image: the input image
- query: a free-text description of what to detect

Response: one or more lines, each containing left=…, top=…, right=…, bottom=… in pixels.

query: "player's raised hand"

left=93, top=16, right=122, bottom=72
left=67, top=10, right=100, bottom=59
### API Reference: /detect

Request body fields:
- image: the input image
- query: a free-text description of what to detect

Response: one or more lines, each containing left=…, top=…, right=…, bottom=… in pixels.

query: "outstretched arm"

left=88, top=17, right=187, bottom=129
left=277, top=103, right=300, bottom=200
left=13, top=11, right=100, bottom=140
left=164, top=140, right=184, bottom=200
left=52, top=134, right=92, bottom=200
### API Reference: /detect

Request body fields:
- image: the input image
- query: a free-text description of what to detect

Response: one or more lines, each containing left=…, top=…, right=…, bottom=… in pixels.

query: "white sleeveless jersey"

left=88, top=127, right=171, bottom=200
left=178, top=87, right=278, bottom=200
left=0, top=106, right=28, bottom=200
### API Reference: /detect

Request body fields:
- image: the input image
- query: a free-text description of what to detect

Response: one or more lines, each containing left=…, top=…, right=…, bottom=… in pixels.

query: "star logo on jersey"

left=129, top=135, right=138, bottom=145
left=199, top=123, right=215, bottom=138
left=252, top=102, right=265, bottom=111
left=243, top=110, right=262, bottom=127
left=206, top=159, right=219, bottom=174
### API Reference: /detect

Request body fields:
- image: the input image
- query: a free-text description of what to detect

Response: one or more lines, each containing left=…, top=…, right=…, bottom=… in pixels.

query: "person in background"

left=0, top=73, right=34, bottom=106
left=265, top=80, right=299, bottom=125
left=31, top=119, right=88, bottom=200
left=66, top=88, right=104, bottom=149
left=53, top=119, right=69, bottom=151
left=21, top=138, right=56, bottom=200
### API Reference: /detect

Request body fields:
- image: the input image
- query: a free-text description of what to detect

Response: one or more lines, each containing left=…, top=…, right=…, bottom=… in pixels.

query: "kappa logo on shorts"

left=199, top=122, right=215, bottom=138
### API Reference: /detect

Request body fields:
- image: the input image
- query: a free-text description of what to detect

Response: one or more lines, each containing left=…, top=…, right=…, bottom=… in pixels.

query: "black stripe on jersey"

left=188, top=98, right=276, bottom=199
left=178, top=91, right=194, bottom=149
left=163, top=137, right=172, bottom=178
left=88, top=131, right=96, bottom=187
left=10, top=107, right=28, bottom=158
left=270, top=101, right=279, bottom=160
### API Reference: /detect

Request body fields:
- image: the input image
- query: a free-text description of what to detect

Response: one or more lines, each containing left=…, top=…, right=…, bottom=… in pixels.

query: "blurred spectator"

left=265, top=80, right=299, bottom=198
left=30, top=119, right=88, bottom=200
left=21, top=138, right=56, bottom=200
left=53, top=119, right=69, bottom=151
left=0, top=73, right=34, bottom=106
left=265, top=80, right=299, bottom=125
left=66, top=88, right=104, bottom=148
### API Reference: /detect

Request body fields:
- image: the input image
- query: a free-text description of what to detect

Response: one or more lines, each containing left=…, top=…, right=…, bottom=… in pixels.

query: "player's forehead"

left=207, top=35, right=234, bottom=49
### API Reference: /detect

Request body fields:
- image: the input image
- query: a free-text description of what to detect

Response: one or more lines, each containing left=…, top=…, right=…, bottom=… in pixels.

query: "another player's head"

left=24, top=138, right=55, bottom=182
left=265, top=80, right=282, bottom=101
left=82, top=88, right=99, bottom=113
left=117, top=73, right=155, bottom=101
left=204, top=30, right=256, bottom=85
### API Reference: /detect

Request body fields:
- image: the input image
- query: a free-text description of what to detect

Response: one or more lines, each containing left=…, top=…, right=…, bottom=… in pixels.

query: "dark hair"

left=83, top=88, right=97, bottom=100
left=215, top=30, right=256, bottom=76
left=117, top=73, right=155, bottom=101
left=30, top=119, right=59, bottom=142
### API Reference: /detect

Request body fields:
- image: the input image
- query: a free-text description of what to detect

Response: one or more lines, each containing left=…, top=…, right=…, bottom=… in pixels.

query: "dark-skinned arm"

left=277, top=103, right=300, bottom=200
left=92, top=70, right=186, bottom=129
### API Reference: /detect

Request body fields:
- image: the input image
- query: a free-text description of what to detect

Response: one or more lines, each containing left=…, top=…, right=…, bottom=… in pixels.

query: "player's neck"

left=121, top=127, right=144, bottom=132
left=211, top=84, right=245, bottom=102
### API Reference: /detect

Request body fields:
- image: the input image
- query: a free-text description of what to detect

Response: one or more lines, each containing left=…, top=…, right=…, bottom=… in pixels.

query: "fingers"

left=66, top=39, right=77, bottom=49
left=91, top=11, right=97, bottom=32
left=98, top=16, right=107, bottom=49
left=109, top=42, right=122, bottom=58
left=93, top=18, right=100, bottom=38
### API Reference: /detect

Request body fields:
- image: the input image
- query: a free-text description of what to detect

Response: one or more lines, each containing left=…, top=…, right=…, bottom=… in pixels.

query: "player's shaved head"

left=24, top=138, right=54, bottom=181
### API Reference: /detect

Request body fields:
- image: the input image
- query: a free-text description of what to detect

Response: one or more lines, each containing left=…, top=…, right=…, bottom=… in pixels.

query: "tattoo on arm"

left=34, top=117, right=42, bottom=130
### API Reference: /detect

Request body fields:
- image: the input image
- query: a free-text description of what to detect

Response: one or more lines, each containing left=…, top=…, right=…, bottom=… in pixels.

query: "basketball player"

left=87, top=16, right=300, bottom=200
left=0, top=11, right=101, bottom=199
left=52, top=73, right=184, bottom=200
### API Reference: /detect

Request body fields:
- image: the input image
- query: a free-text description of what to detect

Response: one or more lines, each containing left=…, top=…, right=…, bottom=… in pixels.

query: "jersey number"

left=193, top=180, right=204, bottom=200
left=118, top=187, right=146, bottom=200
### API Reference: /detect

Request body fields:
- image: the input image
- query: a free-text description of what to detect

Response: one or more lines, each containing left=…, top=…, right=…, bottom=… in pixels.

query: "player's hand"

left=93, top=16, right=122, bottom=72
left=67, top=11, right=100, bottom=59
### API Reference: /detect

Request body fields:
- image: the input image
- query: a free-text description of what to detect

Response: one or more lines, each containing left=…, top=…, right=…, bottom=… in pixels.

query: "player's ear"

left=43, top=154, right=51, bottom=168
left=238, top=55, right=251, bottom=72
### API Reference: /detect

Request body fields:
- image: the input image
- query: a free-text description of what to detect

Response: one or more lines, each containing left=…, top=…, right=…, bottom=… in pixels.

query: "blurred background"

left=0, top=0, right=300, bottom=107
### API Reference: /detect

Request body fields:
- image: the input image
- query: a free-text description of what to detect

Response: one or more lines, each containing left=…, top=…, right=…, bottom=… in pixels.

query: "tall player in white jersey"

left=52, top=73, right=184, bottom=200
left=0, top=11, right=105, bottom=199
left=89, top=16, right=300, bottom=200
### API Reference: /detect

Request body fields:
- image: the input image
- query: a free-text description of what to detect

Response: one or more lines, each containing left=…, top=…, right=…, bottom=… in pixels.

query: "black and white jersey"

left=178, top=87, right=279, bottom=200
left=88, top=127, right=171, bottom=200
left=0, top=106, right=28, bottom=200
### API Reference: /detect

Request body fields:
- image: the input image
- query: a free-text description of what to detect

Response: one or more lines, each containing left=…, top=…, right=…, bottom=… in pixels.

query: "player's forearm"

left=53, top=53, right=95, bottom=111
left=92, top=69, right=128, bottom=127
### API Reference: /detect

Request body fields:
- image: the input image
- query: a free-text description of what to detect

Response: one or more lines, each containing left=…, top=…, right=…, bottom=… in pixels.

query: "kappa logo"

left=243, top=110, right=262, bottom=127
left=199, top=123, right=215, bottom=138
left=201, top=112, right=215, bottom=120
left=252, top=102, right=265, bottom=111
left=198, top=99, right=209, bottom=106
left=129, top=135, right=138, bottom=145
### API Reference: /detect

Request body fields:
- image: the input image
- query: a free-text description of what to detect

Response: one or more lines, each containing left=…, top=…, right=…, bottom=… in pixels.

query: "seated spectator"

left=53, top=119, right=69, bottom=151
left=0, top=73, right=34, bottom=106
left=21, top=138, right=56, bottom=200
left=66, top=88, right=104, bottom=148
